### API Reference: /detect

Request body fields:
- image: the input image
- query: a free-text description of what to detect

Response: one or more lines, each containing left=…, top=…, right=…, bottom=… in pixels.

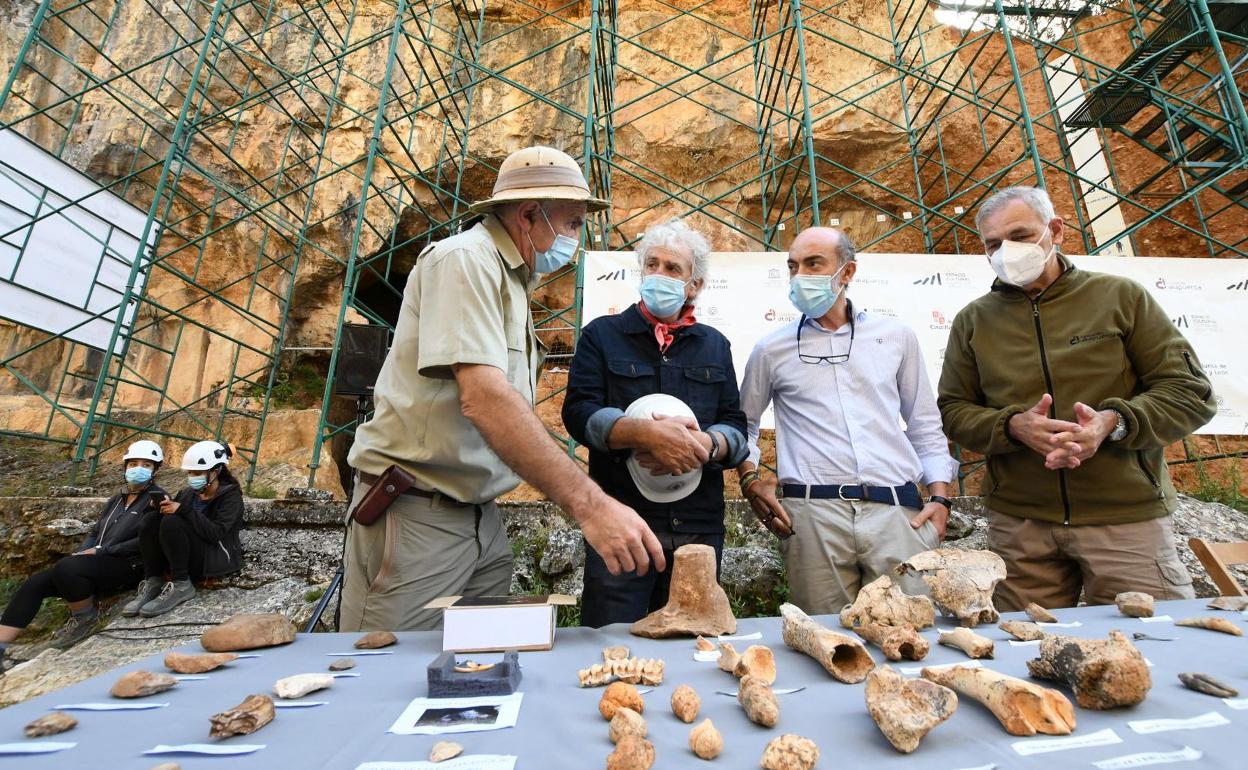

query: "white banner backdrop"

left=581, top=251, right=1247, bottom=435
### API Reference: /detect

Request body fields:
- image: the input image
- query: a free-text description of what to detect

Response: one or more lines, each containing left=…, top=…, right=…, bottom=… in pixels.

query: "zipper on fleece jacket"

left=1031, top=300, right=1073, bottom=524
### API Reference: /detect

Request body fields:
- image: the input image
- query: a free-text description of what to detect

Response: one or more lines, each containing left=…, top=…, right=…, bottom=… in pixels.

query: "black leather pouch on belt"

left=350, top=464, right=416, bottom=526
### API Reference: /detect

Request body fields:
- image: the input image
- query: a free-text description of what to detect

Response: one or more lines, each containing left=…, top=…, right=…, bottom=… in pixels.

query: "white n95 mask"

left=989, top=232, right=1053, bottom=287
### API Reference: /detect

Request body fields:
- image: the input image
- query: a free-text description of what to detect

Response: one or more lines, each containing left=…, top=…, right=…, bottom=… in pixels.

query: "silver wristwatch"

left=1108, top=409, right=1128, bottom=442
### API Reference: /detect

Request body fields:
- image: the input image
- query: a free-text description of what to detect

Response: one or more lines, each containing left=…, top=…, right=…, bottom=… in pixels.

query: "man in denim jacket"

left=563, top=218, right=748, bottom=626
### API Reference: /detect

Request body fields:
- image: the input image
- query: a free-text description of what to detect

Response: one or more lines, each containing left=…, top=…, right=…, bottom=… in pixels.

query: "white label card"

left=1036, top=620, right=1082, bottom=628
left=1012, top=727, right=1122, bottom=756
left=331, top=672, right=362, bottom=678
left=1008, top=639, right=1042, bottom=647
left=716, top=686, right=805, bottom=697
left=1128, top=711, right=1230, bottom=734
left=356, top=757, right=517, bottom=770
left=1223, top=698, right=1248, bottom=710
left=173, top=675, right=208, bottom=681
left=274, top=701, right=328, bottom=709
left=717, top=632, right=763, bottom=641
left=1093, top=746, right=1202, bottom=769
left=53, top=702, right=168, bottom=711
left=328, top=651, right=393, bottom=656
left=693, top=650, right=721, bottom=662
left=144, top=744, right=265, bottom=755
left=1140, top=615, right=1173, bottom=623
left=0, top=742, right=76, bottom=755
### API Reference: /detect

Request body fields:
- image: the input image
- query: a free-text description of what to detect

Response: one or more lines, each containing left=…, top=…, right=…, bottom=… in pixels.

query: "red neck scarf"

left=638, top=302, right=697, bottom=353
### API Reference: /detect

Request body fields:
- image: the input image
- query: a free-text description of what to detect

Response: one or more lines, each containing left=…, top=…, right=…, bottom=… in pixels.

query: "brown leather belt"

left=356, top=471, right=472, bottom=508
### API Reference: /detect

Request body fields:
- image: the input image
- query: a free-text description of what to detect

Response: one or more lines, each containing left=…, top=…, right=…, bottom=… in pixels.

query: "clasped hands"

left=633, top=414, right=711, bottom=476
left=1008, top=393, right=1119, bottom=470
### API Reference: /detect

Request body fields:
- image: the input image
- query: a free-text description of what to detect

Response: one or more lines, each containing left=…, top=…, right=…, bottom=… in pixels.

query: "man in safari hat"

left=344, top=146, right=666, bottom=631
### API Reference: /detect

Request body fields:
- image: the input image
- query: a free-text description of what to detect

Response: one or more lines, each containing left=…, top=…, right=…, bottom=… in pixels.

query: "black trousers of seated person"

left=580, top=530, right=724, bottom=628
left=139, top=511, right=206, bottom=583
left=0, top=554, right=140, bottom=629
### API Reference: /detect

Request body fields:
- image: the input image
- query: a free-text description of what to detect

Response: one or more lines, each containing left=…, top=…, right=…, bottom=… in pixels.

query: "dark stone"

left=285, top=487, right=333, bottom=502
left=427, top=650, right=522, bottom=698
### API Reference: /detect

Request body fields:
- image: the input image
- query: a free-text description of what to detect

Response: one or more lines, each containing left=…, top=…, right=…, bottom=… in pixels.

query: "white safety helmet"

left=181, top=440, right=231, bottom=471
left=122, top=439, right=164, bottom=464
left=624, top=393, right=703, bottom=504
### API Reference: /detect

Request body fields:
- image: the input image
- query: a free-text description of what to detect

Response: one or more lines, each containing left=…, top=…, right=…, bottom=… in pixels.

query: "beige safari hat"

left=469, top=145, right=608, bottom=214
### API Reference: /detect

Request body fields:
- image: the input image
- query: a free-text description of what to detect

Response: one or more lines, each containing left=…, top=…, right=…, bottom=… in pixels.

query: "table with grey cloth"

left=1, top=598, right=1244, bottom=769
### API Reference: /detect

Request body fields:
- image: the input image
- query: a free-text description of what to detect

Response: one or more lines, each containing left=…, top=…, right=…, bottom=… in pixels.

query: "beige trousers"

left=987, top=511, right=1195, bottom=611
left=779, top=497, right=939, bottom=616
left=339, top=482, right=513, bottom=632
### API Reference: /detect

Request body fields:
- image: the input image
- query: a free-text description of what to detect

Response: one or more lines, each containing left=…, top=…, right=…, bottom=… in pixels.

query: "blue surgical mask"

left=187, top=474, right=209, bottom=491
left=529, top=207, right=578, bottom=274
left=640, top=274, right=690, bottom=318
left=789, top=263, right=848, bottom=319
left=125, top=466, right=152, bottom=485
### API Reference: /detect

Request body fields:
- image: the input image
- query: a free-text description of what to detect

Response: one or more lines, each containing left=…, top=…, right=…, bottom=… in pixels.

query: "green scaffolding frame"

left=1, top=0, right=1243, bottom=492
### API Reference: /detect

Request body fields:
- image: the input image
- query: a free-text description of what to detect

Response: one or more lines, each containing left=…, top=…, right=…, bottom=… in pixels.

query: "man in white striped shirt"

left=737, top=227, right=957, bottom=614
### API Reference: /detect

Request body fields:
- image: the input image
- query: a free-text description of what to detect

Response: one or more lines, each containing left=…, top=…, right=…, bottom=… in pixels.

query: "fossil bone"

left=999, top=620, right=1045, bottom=641
left=273, top=673, right=333, bottom=699
left=738, top=674, right=779, bottom=727
left=24, top=711, right=77, bottom=737
left=896, top=549, right=1006, bottom=627
left=1208, top=596, right=1248, bottom=612
left=1178, top=672, right=1238, bottom=698
left=164, top=651, right=238, bottom=674
left=1116, top=592, right=1155, bottom=618
left=670, top=684, right=700, bottom=723
left=609, top=707, right=648, bottom=744
left=354, top=630, right=397, bottom=649
left=689, top=718, right=723, bottom=760
left=1026, top=631, right=1151, bottom=709
left=695, top=636, right=715, bottom=652
left=578, top=657, right=665, bottom=687
left=760, top=734, right=819, bottom=770
left=209, top=694, right=275, bottom=738
left=921, top=665, right=1075, bottom=736
left=938, top=627, right=994, bottom=659
left=603, top=645, right=630, bottom=661
left=839, top=574, right=934, bottom=630
left=630, top=544, right=736, bottom=638
left=453, top=661, right=494, bottom=673
left=1175, top=616, right=1243, bottom=636
left=717, top=642, right=739, bottom=673
left=853, top=622, right=930, bottom=661
left=110, top=670, right=178, bottom=698
left=1024, top=603, right=1058, bottom=623
left=864, top=665, right=958, bottom=753
left=201, top=613, right=296, bottom=652
left=733, top=644, right=778, bottom=683
left=781, top=602, right=875, bottom=683
left=429, top=741, right=463, bottom=762
left=600, top=681, right=644, bottom=720
left=607, top=734, right=655, bottom=770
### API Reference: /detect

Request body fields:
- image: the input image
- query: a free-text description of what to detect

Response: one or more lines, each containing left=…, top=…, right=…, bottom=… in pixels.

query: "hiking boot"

left=139, top=579, right=196, bottom=617
left=49, top=612, right=99, bottom=650
left=121, top=578, right=164, bottom=617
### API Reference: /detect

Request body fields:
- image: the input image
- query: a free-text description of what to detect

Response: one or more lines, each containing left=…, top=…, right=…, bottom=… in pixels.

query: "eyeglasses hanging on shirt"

left=796, top=301, right=855, bottom=365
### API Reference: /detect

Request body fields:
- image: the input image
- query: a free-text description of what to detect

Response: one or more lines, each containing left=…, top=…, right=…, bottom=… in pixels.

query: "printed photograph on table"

left=416, top=706, right=500, bottom=729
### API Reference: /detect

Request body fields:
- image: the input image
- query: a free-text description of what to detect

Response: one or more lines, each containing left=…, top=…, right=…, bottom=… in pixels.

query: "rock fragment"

left=670, top=684, right=700, bottom=723
left=1024, top=603, right=1058, bottom=623
left=760, top=734, right=818, bottom=770
left=273, top=673, right=333, bottom=699
left=1175, top=616, right=1243, bottom=636
left=689, top=718, right=722, bottom=760
left=738, top=674, right=779, bottom=727
left=1116, top=592, right=1155, bottom=618
left=608, top=707, right=647, bottom=744
left=600, top=681, right=644, bottom=720
left=606, top=734, right=655, bottom=770
left=429, top=741, right=463, bottom=762
left=209, top=694, right=275, bottom=738
left=329, top=657, right=356, bottom=672
left=999, top=620, right=1045, bottom=641
left=354, top=630, right=397, bottom=649
left=164, top=651, right=239, bottom=674
left=24, top=711, right=77, bottom=737
left=201, top=614, right=296, bottom=652
left=1178, top=672, right=1238, bottom=698
left=110, top=670, right=178, bottom=698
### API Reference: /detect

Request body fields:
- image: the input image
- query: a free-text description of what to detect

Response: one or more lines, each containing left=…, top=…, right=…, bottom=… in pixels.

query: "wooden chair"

left=1188, top=537, right=1248, bottom=596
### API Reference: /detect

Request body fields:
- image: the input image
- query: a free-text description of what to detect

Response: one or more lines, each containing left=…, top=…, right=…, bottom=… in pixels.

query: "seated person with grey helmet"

left=121, top=440, right=244, bottom=618
left=562, top=217, right=748, bottom=626
left=0, top=440, right=167, bottom=663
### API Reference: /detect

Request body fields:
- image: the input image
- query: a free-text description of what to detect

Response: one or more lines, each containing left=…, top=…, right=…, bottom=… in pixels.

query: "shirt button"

left=672, top=518, right=683, bottom=527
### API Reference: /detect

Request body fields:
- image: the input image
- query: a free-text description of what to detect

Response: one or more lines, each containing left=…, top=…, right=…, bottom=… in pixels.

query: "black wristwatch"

left=928, top=495, right=952, bottom=510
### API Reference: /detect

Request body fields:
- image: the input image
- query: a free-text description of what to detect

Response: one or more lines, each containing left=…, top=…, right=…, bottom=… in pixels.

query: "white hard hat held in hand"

left=624, top=393, right=702, bottom=504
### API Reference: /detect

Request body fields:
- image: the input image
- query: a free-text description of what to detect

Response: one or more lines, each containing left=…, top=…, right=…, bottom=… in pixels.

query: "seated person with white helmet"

left=120, top=440, right=244, bottom=618
left=0, top=440, right=167, bottom=663
left=562, top=217, right=748, bottom=626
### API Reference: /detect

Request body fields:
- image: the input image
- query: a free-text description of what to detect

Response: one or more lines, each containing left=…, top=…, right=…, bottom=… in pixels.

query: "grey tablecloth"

left=1, top=598, right=1244, bottom=769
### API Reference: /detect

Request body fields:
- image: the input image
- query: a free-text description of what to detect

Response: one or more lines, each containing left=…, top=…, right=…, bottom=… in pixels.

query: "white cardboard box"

left=425, top=594, right=575, bottom=652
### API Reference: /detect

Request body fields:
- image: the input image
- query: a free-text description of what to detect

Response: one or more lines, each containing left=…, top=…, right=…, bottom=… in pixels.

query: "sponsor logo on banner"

left=912, top=271, right=970, bottom=286
left=1205, top=362, right=1229, bottom=376
left=763, top=308, right=799, bottom=323
left=929, top=310, right=950, bottom=330
left=707, top=277, right=729, bottom=290
left=763, top=267, right=787, bottom=288
left=937, top=346, right=946, bottom=361
left=1172, top=314, right=1189, bottom=329
left=596, top=268, right=632, bottom=281
left=914, top=273, right=942, bottom=286
left=1227, top=278, right=1248, bottom=290
left=855, top=276, right=888, bottom=285
left=1153, top=277, right=1203, bottom=292
left=1172, top=314, right=1218, bottom=331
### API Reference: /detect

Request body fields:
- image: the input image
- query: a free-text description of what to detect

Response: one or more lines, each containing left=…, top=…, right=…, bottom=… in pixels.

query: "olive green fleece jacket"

left=937, top=256, right=1216, bottom=525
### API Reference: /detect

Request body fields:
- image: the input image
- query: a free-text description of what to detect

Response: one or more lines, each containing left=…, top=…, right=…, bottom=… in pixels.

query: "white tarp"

left=581, top=251, right=1246, bottom=435
left=0, top=128, right=156, bottom=352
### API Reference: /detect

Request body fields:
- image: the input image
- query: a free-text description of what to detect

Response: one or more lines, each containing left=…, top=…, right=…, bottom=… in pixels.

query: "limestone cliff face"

left=1, top=1, right=1237, bottom=495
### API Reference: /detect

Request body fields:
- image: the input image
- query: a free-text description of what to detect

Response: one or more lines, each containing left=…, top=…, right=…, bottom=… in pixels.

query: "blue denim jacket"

left=562, top=304, right=748, bottom=534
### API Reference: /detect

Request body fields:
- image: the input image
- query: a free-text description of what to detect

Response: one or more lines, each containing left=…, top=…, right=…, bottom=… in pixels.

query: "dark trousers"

left=139, top=511, right=206, bottom=582
left=0, top=554, right=140, bottom=629
left=580, top=530, right=724, bottom=628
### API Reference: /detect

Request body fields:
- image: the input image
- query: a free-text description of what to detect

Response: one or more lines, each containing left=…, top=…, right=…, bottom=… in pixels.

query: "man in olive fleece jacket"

left=938, top=186, right=1216, bottom=611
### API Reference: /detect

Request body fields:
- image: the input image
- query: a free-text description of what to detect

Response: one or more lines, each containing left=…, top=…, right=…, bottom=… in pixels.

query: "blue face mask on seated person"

left=529, top=206, right=579, bottom=274
left=187, top=474, right=209, bottom=491
left=639, top=273, right=690, bottom=318
left=125, top=466, right=152, bottom=485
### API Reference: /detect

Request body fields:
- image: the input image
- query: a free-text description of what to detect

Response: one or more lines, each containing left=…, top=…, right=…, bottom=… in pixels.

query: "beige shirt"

left=347, top=214, right=541, bottom=503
